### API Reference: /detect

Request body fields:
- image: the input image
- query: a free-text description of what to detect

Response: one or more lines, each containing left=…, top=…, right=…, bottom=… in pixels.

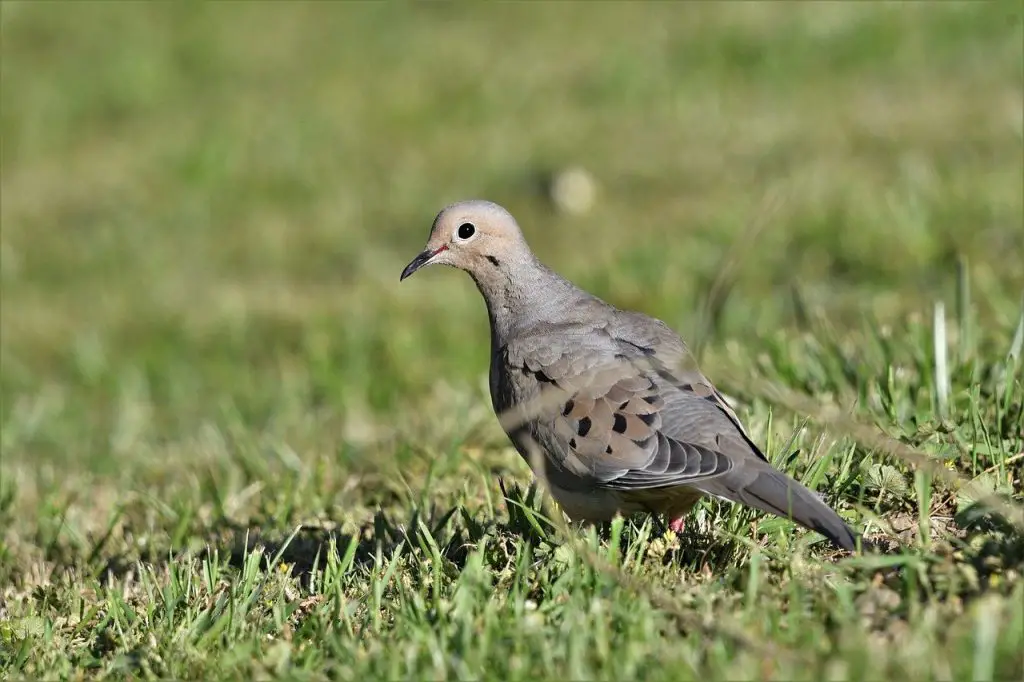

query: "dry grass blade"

left=692, top=184, right=789, bottom=360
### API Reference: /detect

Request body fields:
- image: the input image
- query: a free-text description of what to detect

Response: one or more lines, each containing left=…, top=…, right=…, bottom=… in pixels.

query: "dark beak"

left=400, top=247, right=444, bottom=281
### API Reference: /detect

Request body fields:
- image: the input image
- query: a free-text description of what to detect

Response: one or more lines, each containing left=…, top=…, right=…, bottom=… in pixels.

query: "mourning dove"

left=401, top=200, right=865, bottom=551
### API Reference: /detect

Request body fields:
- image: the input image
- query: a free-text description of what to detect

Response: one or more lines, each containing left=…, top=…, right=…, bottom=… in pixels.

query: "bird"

left=400, top=199, right=866, bottom=552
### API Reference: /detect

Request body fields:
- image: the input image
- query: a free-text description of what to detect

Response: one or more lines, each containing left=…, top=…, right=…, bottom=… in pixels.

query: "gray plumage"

left=401, top=199, right=863, bottom=552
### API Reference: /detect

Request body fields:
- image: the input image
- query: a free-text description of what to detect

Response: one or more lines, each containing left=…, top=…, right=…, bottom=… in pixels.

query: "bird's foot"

left=668, top=517, right=686, bottom=534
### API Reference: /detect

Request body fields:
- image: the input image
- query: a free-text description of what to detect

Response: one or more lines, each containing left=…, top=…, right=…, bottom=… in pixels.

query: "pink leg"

left=668, top=517, right=686, bottom=533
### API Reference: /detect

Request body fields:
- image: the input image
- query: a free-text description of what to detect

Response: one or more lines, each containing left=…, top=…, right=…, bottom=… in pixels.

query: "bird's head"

left=400, top=200, right=530, bottom=281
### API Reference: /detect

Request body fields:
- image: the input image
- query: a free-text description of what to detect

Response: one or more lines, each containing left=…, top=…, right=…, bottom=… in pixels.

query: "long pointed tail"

left=701, top=461, right=865, bottom=551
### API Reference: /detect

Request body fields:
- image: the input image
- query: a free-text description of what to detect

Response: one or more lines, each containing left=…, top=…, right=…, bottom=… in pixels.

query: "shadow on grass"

left=88, top=484, right=1019, bottom=613
left=955, top=502, right=1024, bottom=588
left=175, top=479, right=738, bottom=586
left=185, top=480, right=563, bottom=586
left=216, top=486, right=844, bottom=578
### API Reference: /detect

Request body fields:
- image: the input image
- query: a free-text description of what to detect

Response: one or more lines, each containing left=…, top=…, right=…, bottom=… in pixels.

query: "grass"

left=2, top=1, right=1023, bottom=679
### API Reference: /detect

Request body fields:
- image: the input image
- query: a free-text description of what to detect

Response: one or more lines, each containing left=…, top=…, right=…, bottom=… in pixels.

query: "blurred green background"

left=1, top=2, right=1021, bottom=489
left=4, top=2, right=1021, bottom=476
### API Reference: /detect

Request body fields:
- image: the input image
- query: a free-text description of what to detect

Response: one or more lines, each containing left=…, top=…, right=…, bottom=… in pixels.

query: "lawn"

left=2, top=2, right=1023, bottom=679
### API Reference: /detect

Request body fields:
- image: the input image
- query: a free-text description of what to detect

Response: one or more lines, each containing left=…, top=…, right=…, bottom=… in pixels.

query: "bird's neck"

left=470, top=256, right=582, bottom=345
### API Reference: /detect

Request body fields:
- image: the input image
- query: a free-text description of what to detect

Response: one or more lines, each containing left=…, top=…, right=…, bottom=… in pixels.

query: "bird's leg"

left=642, top=507, right=670, bottom=536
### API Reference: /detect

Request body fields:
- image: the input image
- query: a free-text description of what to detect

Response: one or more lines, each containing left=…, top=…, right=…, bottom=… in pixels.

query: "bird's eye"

left=457, top=223, right=476, bottom=240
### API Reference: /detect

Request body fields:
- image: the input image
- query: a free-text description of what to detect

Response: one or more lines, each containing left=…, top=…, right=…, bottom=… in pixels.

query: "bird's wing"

left=504, top=319, right=751, bottom=487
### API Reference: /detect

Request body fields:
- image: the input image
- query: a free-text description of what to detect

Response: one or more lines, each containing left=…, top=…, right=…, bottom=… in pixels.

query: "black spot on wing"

left=577, top=417, right=592, bottom=437
left=522, top=367, right=556, bottom=384
left=612, top=414, right=627, bottom=433
left=562, top=400, right=574, bottom=416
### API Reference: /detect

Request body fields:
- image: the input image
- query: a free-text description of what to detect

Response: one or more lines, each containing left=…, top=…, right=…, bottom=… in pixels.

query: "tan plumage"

left=401, top=200, right=865, bottom=551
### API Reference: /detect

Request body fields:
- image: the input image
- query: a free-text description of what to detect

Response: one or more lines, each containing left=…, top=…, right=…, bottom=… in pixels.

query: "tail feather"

left=702, top=462, right=864, bottom=552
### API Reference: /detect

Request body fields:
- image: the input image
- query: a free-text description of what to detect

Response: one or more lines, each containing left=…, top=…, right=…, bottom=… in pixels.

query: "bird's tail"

left=700, top=461, right=866, bottom=552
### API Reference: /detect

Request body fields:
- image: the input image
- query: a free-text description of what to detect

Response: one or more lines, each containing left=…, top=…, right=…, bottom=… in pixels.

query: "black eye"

left=457, top=223, right=475, bottom=240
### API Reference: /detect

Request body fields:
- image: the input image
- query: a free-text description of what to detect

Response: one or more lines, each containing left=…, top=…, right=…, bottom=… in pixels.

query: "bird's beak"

left=400, top=245, right=447, bottom=281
